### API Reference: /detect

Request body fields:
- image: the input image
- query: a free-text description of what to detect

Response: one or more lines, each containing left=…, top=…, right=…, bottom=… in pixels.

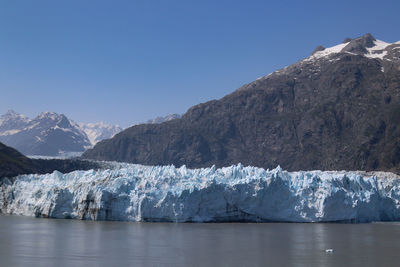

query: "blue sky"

left=1, top=0, right=399, bottom=128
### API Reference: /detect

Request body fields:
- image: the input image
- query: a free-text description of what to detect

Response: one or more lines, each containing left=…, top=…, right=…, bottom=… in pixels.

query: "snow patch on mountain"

left=305, top=36, right=397, bottom=62
left=0, top=129, right=21, bottom=136
left=1, top=164, right=400, bottom=222
left=365, top=39, right=390, bottom=59
left=307, top=42, right=350, bottom=60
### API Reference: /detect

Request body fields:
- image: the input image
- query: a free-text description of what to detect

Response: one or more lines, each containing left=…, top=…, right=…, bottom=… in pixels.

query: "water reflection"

left=1, top=215, right=400, bottom=266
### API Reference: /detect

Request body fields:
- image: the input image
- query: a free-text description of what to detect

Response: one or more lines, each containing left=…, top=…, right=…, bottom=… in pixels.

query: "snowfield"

left=1, top=163, right=400, bottom=222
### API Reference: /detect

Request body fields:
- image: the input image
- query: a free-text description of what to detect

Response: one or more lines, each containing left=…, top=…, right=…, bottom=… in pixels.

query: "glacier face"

left=1, top=163, right=400, bottom=222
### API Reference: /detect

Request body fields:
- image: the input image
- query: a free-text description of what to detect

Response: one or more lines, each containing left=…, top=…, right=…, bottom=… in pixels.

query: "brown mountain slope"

left=83, top=34, right=400, bottom=173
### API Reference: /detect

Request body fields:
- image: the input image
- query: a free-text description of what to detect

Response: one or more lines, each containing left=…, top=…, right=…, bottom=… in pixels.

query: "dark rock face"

left=83, top=34, right=400, bottom=173
left=342, top=33, right=375, bottom=54
left=343, top=38, right=352, bottom=43
left=0, top=142, right=99, bottom=179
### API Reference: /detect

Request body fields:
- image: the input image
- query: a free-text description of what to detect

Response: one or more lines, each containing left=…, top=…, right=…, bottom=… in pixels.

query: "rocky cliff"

left=83, top=34, right=400, bottom=173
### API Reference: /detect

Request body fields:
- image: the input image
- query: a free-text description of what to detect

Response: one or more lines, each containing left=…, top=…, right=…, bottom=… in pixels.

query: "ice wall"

left=1, top=164, right=400, bottom=222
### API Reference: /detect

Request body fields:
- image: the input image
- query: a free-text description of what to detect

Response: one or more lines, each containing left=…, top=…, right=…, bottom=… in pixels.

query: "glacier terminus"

left=1, top=163, right=400, bottom=223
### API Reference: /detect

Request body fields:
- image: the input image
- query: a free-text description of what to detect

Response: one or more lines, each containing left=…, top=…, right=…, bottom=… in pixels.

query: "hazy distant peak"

left=81, top=121, right=120, bottom=129
left=5, top=109, right=19, bottom=116
left=1, top=110, right=27, bottom=120
left=78, top=122, right=123, bottom=146
left=145, top=114, right=182, bottom=124
left=37, top=111, right=65, bottom=121
left=0, top=110, right=30, bottom=131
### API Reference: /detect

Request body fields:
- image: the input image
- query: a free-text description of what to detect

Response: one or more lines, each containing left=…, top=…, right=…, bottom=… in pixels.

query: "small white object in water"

left=325, top=249, right=334, bottom=253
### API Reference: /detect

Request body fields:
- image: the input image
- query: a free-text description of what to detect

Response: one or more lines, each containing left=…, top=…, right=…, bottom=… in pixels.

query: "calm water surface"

left=1, top=215, right=400, bottom=267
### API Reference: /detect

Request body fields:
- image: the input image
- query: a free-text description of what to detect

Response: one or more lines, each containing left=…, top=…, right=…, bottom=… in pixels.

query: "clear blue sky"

left=1, top=0, right=399, bottom=128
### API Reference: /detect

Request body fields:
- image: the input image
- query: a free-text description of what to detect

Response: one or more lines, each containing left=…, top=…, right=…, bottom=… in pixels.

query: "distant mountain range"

left=0, top=110, right=122, bottom=156
left=83, top=34, right=400, bottom=173
left=0, top=110, right=184, bottom=157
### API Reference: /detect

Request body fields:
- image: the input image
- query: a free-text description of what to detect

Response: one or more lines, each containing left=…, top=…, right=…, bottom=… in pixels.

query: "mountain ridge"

left=0, top=110, right=122, bottom=156
left=82, top=34, right=400, bottom=173
left=0, top=142, right=99, bottom=179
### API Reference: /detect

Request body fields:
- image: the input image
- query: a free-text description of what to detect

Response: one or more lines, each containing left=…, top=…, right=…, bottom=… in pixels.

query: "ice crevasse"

left=1, top=163, right=400, bottom=222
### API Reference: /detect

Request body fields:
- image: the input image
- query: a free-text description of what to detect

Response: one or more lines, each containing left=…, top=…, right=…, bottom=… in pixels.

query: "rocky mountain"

left=0, top=111, right=122, bottom=156
left=0, top=142, right=99, bottom=179
left=82, top=34, right=400, bottom=173
left=78, top=122, right=122, bottom=146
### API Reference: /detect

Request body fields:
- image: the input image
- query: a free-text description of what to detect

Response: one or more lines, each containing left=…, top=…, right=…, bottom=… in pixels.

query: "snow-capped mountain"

left=83, top=34, right=400, bottom=173
left=78, top=122, right=122, bottom=146
left=0, top=111, right=91, bottom=156
left=0, top=111, right=122, bottom=156
left=0, top=110, right=30, bottom=136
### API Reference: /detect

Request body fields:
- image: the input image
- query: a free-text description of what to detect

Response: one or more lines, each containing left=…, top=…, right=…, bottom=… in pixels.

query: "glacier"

left=1, top=163, right=400, bottom=222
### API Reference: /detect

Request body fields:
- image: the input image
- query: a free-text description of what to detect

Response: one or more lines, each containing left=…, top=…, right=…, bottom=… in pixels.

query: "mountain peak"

left=0, top=110, right=123, bottom=156
left=359, top=33, right=376, bottom=46
left=343, top=37, right=352, bottom=44
left=341, top=33, right=376, bottom=54
left=37, top=111, right=64, bottom=121
left=306, top=33, right=395, bottom=62
left=5, top=109, right=18, bottom=116
left=0, top=110, right=29, bottom=129
left=2, top=110, right=24, bottom=119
